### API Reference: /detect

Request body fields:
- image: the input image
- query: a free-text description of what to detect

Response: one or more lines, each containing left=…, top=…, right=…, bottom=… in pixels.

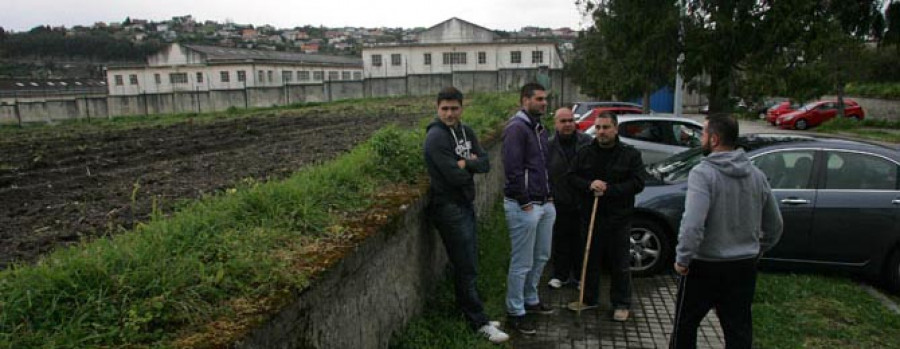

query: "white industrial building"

left=106, top=44, right=363, bottom=96
left=362, top=18, right=564, bottom=79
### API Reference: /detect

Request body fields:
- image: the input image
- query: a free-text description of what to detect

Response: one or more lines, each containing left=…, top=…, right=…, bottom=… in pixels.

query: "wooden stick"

left=578, top=195, right=600, bottom=316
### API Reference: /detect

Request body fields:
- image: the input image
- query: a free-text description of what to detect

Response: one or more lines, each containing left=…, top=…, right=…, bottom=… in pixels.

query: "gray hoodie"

left=676, top=149, right=784, bottom=266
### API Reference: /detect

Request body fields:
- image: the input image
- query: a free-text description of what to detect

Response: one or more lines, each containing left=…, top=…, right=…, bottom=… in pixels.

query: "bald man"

left=546, top=108, right=593, bottom=289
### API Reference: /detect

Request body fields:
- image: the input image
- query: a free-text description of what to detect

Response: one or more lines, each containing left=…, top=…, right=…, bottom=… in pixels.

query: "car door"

left=807, top=150, right=900, bottom=265
left=813, top=102, right=837, bottom=126
left=617, top=120, right=672, bottom=164
left=750, top=149, right=818, bottom=260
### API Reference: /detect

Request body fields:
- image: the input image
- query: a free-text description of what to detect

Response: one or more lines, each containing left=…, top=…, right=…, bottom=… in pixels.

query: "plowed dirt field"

left=0, top=101, right=428, bottom=268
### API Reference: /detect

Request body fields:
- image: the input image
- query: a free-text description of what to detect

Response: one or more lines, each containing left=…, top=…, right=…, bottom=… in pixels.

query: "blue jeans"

left=504, top=198, right=556, bottom=316
left=430, top=201, right=489, bottom=329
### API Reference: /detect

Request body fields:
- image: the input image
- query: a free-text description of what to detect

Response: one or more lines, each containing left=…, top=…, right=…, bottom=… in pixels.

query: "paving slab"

left=510, top=273, right=725, bottom=348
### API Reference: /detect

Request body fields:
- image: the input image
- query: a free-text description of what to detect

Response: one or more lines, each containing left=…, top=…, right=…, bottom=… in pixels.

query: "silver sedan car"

left=585, top=114, right=705, bottom=164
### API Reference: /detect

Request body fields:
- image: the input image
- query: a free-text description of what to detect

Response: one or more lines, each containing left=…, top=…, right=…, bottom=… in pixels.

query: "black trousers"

left=430, top=201, right=489, bottom=329
left=582, top=219, right=633, bottom=309
left=670, top=258, right=758, bottom=349
left=551, top=208, right=585, bottom=282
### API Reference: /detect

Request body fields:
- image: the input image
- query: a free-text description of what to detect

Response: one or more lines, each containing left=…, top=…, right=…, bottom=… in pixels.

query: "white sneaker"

left=548, top=278, right=563, bottom=289
left=478, top=323, right=510, bottom=344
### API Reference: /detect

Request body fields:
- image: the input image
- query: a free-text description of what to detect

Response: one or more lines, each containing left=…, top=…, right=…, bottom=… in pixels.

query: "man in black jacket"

left=547, top=107, right=593, bottom=289
left=424, top=87, right=509, bottom=344
left=567, top=112, right=645, bottom=322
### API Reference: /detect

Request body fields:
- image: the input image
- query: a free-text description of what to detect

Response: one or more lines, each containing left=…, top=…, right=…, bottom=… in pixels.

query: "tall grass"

left=0, top=92, right=518, bottom=348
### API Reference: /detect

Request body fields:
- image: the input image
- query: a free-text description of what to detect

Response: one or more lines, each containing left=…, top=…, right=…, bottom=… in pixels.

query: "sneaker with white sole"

left=612, top=308, right=630, bottom=322
left=478, top=323, right=510, bottom=343
left=548, top=278, right=563, bottom=289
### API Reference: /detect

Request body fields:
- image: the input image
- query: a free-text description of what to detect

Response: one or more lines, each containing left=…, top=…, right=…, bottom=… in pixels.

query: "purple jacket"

left=502, top=110, right=552, bottom=207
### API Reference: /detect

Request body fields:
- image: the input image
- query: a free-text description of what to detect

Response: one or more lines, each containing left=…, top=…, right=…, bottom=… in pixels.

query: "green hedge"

left=845, top=82, right=900, bottom=100
left=0, top=93, right=517, bottom=348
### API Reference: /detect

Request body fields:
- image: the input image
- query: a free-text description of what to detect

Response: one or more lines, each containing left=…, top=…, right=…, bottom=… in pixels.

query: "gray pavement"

left=510, top=273, right=725, bottom=348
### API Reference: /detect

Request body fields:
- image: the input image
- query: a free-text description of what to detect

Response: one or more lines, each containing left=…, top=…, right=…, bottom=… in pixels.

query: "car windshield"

left=647, top=147, right=704, bottom=182
left=800, top=101, right=821, bottom=111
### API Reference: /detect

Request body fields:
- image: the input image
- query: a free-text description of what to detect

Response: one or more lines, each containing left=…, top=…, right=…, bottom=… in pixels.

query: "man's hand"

left=590, top=180, right=607, bottom=196
left=522, top=203, right=533, bottom=212
left=457, top=159, right=466, bottom=169
left=674, top=263, right=689, bottom=276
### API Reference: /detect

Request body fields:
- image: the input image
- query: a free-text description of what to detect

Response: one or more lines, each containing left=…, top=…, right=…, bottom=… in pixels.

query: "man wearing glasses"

left=547, top=108, right=593, bottom=290
left=567, top=112, right=644, bottom=322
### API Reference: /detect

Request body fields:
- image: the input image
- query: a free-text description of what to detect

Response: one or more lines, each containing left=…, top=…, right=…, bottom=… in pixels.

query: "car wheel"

left=795, top=119, right=808, bottom=130
left=629, top=218, right=672, bottom=277
left=758, top=112, right=766, bottom=120
left=849, top=115, right=861, bottom=121
left=884, top=248, right=900, bottom=293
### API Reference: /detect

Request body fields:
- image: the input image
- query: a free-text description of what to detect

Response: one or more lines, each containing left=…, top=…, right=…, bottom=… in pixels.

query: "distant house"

left=105, top=43, right=363, bottom=96
left=361, top=17, right=563, bottom=78
left=241, top=28, right=258, bottom=41
left=300, top=43, right=320, bottom=54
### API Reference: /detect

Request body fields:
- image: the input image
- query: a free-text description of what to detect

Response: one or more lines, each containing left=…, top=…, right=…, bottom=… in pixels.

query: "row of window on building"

left=371, top=50, right=544, bottom=66
left=113, top=70, right=363, bottom=86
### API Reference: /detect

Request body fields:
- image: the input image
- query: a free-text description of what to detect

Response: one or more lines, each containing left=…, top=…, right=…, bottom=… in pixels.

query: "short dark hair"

left=595, top=112, right=618, bottom=126
left=705, top=115, right=739, bottom=147
left=437, top=86, right=463, bottom=105
left=520, top=82, right=546, bottom=102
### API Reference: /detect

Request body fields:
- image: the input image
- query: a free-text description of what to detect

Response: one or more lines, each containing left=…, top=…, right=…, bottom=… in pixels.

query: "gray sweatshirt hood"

left=703, top=149, right=752, bottom=178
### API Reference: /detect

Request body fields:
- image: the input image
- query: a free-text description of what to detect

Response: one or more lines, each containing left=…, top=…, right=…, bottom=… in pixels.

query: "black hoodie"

left=424, top=118, right=490, bottom=205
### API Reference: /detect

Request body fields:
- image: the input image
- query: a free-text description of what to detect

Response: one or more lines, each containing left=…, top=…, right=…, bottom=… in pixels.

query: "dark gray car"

left=628, top=134, right=900, bottom=293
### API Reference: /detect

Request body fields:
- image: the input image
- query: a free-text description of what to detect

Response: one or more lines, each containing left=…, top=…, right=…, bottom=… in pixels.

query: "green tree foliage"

left=569, top=0, right=679, bottom=111
left=885, top=1, right=900, bottom=51
left=0, top=28, right=163, bottom=61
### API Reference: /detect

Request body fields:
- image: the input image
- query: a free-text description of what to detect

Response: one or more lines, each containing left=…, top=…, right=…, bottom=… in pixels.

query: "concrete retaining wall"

left=824, top=95, right=900, bottom=121
left=233, top=141, right=505, bottom=349
left=1, top=68, right=588, bottom=125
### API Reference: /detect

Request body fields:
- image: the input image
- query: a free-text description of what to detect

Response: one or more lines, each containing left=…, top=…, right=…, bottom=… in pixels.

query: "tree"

left=885, top=1, right=900, bottom=51
left=569, top=0, right=680, bottom=112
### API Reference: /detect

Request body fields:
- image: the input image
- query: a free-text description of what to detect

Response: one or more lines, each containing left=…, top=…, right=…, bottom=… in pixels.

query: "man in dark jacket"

left=502, top=82, right=556, bottom=335
left=567, top=112, right=645, bottom=322
left=424, top=87, right=509, bottom=344
left=547, top=107, right=593, bottom=289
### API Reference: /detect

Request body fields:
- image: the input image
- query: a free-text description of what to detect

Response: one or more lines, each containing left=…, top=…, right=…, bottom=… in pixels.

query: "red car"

left=775, top=99, right=865, bottom=130
left=576, top=106, right=643, bottom=131
left=765, top=101, right=800, bottom=125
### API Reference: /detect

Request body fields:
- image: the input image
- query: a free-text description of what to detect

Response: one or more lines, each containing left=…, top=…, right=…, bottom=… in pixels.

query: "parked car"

left=627, top=134, right=900, bottom=294
left=576, top=106, right=644, bottom=131
left=584, top=114, right=704, bottom=164
left=776, top=99, right=865, bottom=130
left=752, top=98, right=792, bottom=119
left=571, top=101, right=644, bottom=121
left=765, top=101, right=802, bottom=125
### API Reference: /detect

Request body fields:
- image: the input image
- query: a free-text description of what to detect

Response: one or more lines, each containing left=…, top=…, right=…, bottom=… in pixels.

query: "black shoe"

left=525, top=302, right=555, bottom=315
left=507, top=315, right=536, bottom=335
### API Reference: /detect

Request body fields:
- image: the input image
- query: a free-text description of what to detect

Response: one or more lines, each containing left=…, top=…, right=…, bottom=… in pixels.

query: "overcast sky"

left=2, top=0, right=590, bottom=32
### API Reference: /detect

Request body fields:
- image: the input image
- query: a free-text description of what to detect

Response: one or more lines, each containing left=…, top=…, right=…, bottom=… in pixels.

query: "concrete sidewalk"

left=510, top=274, right=726, bottom=348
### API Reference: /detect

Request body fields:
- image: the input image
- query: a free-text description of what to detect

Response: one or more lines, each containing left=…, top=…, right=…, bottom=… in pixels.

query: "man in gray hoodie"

left=670, top=115, right=783, bottom=349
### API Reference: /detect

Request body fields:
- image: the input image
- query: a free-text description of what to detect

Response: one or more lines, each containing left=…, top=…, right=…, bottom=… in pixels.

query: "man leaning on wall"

left=424, top=86, right=509, bottom=344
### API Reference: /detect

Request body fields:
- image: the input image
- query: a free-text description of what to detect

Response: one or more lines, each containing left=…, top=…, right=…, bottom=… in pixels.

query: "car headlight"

left=782, top=114, right=796, bottom=121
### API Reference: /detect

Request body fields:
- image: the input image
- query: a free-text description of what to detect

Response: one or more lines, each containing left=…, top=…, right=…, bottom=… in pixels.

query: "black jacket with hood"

left=424, top=118, right=490, bottom=205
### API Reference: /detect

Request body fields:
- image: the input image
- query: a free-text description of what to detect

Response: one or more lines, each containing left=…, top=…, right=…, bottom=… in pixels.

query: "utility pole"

left=673, top=0, right=686, bottom=117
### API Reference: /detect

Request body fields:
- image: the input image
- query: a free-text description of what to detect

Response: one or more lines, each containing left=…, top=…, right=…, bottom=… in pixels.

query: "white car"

left=571, top=101, right=645, bottom=121
left=585, top=114, right=704, bottom=165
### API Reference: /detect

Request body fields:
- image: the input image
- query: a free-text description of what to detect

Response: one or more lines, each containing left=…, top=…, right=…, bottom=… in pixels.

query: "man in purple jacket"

left=502, top=82, right=557, bottom=334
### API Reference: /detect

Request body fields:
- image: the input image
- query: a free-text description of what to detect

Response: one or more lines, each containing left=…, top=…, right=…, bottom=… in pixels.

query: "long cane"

left=577, top=195, right=600, bottom=316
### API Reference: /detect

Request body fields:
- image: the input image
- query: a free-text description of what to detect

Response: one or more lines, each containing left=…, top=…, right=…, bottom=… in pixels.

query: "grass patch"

left=0, top=93, right=517, bottom=348
left=755, top=273, right=900, bottom=348
left=390, top=199, right=512, bottom=349
left=0, top=95, right=432, bottom=135
left=845, top=82, right=900, bottom=100
left=815, top=117, right=900, bottom=143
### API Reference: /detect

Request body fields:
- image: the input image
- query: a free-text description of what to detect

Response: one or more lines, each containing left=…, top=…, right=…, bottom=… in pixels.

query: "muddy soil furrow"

left=0, top=110, right=424, bottom=268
